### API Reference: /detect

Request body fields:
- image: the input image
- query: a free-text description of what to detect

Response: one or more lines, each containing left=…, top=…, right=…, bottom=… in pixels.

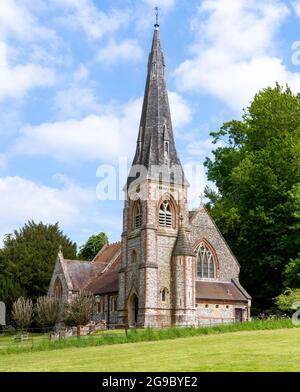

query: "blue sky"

left=1, top=0, right=300, bottom=249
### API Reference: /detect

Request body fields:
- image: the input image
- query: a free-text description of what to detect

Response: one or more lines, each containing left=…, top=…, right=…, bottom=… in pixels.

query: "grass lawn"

left=0, top=328, right=299, bottom=372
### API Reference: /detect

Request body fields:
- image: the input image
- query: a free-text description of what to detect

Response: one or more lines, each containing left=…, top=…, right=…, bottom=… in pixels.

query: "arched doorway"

left=128, top=292, right=139, bottom=326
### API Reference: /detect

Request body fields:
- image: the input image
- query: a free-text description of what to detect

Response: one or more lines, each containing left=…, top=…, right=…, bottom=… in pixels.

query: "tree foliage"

left=35, top=296, right=62, bottom=329
left=11, top=297, right=34, bottom=331
left=275, top=288, right=300, bottom=312
left=78, top=232, right=108, bottom=261
left=0, top=221, right=77, bottom=307
left=63, top=291, right=96, bottom=327
left=204, top=85, right=300, bottom=311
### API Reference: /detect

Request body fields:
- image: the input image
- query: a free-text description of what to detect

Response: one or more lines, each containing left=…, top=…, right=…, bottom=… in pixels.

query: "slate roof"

left=85, top=256, right=121, bottom=295
left=127, top=26, right=187, bottom=188
left=63, top=242, right=121, bottom=292
left=196, top=280, right=251, bottom=302
left=63, top=260, right=103, bottom=292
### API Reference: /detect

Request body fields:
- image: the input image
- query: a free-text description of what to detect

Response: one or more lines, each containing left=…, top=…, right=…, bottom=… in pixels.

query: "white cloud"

left=0, top=175, right=96, bottom=243
left=54, top=87, right=102, bottom=119
left=13, top=98, right=142, bottom=163
left=185, top=138, right=224, bottom=157
left=174, top=0, right=300, bottom=111
left=52, top=0, right=129, bottom=40
left=97, top=39, right=143, bottom=64
left=12, top=89, right=191, bottom=163
left=0, top=42, right=56, bottom=102
left=0, top=0, right=56, bottom=41
left=168, top=91, right=192, bottom=129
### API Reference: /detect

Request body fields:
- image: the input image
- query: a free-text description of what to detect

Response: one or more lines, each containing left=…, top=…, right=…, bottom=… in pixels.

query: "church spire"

left=128, top=20, right=186, bottom=188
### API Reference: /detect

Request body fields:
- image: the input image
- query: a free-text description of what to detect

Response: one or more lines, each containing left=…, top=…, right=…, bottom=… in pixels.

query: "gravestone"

left=0, top=302, right=6, bottom=326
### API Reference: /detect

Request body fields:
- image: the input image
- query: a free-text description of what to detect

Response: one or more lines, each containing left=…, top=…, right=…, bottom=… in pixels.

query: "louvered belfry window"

left=135, top=202, right=142, bottom=229
left=159, top=200, right=173, bottom=227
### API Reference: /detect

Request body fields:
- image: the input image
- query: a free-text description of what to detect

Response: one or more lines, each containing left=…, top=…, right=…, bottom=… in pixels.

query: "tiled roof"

left=85, top=256, right=120, bottom=294
left=93, top=242, right=121, bottom=264
left=64, top=260, right=105, bottom=291
left=196, top=280, right=249, bottom=302
left=64, top=242, right=121, bottom=292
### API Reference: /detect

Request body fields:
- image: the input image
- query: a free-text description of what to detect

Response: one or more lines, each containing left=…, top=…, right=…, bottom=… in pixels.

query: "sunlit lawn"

left=0, top=328, right=300, bottom=372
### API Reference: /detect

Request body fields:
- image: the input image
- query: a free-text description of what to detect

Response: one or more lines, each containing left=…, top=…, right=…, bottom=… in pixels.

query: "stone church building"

left=49, top=23, right=251, bottom=327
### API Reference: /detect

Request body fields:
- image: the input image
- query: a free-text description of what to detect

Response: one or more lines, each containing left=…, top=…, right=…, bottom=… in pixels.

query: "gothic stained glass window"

left=159, top=200, right=173, bottom=227
left=196, top=243, right=216, bottom=279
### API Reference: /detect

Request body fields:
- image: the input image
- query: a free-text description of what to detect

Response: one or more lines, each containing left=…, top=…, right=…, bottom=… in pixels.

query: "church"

left=48, top=22, right=251, bottom=327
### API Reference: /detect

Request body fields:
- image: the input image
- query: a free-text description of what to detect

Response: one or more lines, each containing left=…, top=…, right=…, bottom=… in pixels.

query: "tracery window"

left=159, top=200, right=173, bottom=227
left=196, top=242, right=216, bottom=279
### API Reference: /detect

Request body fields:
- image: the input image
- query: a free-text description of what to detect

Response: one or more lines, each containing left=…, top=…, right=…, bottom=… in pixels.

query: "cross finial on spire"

left=154, top=6, right=160, bottom=29
left=199, top=192, right=205, bottom=207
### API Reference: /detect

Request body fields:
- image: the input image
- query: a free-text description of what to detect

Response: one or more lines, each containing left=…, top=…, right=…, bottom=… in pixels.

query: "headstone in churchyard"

left=0, top=301, right=6, bottom=326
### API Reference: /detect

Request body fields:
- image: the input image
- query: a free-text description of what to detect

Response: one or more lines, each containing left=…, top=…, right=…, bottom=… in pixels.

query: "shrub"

left=11, top=297, right=33, bottom=331
left=36, top=296, right=62, bottom=329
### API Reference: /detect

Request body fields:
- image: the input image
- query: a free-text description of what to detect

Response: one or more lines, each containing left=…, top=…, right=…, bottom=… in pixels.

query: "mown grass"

left=1, top=328, right=300, bottom=372
left=0, top=318, right=297, bottom=356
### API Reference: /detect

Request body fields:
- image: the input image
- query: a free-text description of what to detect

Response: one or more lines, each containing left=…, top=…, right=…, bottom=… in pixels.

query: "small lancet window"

left=164, top=141, right=169, bottom=158
left=196, top=242, right=216, bottom=279
left=159, top=200, right=173, bottom=228
left=134, top=202, right=142, bottom=229
left=54, top=278, right=62, bottom=299
left=153, top=62, right=157, bottom=75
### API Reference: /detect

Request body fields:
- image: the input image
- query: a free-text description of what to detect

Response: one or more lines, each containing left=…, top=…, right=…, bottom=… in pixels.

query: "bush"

left=11, top=297, right=33, bottom=331
left=36, top=296, right=62, bottom=329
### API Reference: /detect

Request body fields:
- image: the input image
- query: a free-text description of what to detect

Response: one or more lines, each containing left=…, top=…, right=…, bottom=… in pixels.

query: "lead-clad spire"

left=128, top=22, right=186, bottom=188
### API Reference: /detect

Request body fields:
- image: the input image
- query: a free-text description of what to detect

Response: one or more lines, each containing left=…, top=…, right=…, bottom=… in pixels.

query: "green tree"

left=275, top=288, right=300, bottom=312
left=78, top=232, right=108, bottom=261
left=204, top=84, right=300, bottom=312
left=63, top=291, right=96, bottom=336
left=0, top=221, right=77, bottom=307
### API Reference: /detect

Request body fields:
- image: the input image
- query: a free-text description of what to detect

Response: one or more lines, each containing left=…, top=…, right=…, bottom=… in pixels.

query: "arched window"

left=161, top=287, right=169, bottom=303
left=159, top=200, right=173, bottom=227
left=54, top=278, right=62, bottom=299
left=196, top=242, right=216, bottom=279
left=134, top=202, right=142, bottom=229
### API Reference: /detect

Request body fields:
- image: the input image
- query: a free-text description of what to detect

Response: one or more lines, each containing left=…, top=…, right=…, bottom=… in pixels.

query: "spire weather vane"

left=154, top=6, right=160, bottom=28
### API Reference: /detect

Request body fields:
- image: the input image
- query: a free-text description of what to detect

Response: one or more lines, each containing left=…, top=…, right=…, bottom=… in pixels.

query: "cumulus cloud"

left=0, top=42, right=56, bottom=102
left=13, top=98, right=141, bottom=163
left=0, top=0, right=56, bottom=41
left=54, top=87, right=102, bottom=119
left=0, top=175, right=96, bottom=243
left=174, top=0, right=300, bottom=111
left=168, top=91, right=192, bottom=129
left=13, top=90, right=191, bottom=163
left=52, top=0, right=129, bottom=40
left=97, top=39, right=143, bottom=64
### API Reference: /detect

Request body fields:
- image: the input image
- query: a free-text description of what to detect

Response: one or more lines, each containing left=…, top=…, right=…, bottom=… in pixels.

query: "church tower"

left=118, top=20, right=196, bottom=327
